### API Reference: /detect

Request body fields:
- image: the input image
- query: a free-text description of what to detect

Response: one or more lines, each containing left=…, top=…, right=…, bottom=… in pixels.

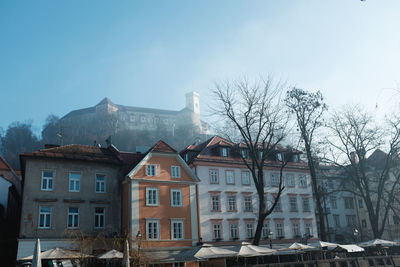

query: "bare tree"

left=212, top=77, right=288, bottom=245
left=285, top=87, right=328, bottom=240
left=324, top=106, right=400, bottom=239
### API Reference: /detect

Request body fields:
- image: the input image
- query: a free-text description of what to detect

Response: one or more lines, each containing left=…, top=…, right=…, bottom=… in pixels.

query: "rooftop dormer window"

left=241, top=149, right=247, bottom=159
left=293, top=154, right=299, bottom=163
left=277, top=153, right=283, bottom=162
left=221, top=147, right=228, bottom=157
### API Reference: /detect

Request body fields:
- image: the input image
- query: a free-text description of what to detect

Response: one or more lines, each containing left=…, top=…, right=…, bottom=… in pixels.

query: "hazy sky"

left=1, top=1, right=399, bottom=134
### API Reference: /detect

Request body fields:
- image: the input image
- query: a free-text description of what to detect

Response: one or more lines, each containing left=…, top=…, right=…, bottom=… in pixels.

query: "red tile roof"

left=21, top=144, right=121, bottom=165
left=150, top=140, right=177, bottom=153
left=0, top=155, right=13, bottom=171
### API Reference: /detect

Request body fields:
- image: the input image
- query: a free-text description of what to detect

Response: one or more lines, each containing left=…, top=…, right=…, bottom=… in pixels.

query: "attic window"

left=221, top=147, right=228, bottom=157
left=185, top=154, right=189, bottom=162
left=293, top=154, right=299, bottom=163
left=277, top=153, right=283, bottom=161
left=241, top=149, right=247, bottom=159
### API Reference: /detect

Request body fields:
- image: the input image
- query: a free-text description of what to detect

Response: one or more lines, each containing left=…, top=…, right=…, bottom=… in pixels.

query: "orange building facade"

left=122, top=141, right=200, bottom=250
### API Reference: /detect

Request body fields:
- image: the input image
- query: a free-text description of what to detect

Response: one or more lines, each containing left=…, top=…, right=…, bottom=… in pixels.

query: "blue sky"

left=1, top=1, right=399, bottom=135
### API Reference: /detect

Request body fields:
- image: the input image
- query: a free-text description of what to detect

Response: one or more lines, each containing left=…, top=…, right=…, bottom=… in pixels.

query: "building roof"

left=21, top=144, right=121, bottom=165
left=150, top=140, right=177, bottom=153
left=0, top=155, right=13, bottom=171
left=180, top=135, right=307, bottom=168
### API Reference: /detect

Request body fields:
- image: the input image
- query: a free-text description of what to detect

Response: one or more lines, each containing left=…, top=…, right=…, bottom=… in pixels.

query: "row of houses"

left=14, top=135, right=318, bottom=265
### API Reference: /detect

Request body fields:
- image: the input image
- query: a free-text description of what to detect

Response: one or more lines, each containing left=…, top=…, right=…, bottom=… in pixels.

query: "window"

left=241, top=149, right=247, bottom=158
left=273, top=197, right=282, bottom=212
left=344, top=197, right=354, bottom=209
left=95, top=174, right=106, bottom=193
left=38, top=206, right=51, bottom=229
left=358, top=199, right=363, bottom=209
left=173, top=263, right=185, bottom=267
left=94, top=207, right=105, bottom=228
left=305, top=222, right=312, bottom=236
left=289, top=196, right=298, bottom=212
left=221, top=147, right=228, bottom=157
left=227, top=195, right=237, bottom=212
left=277, top=153, right=283, bottom=161
left=262, top=223, right=270, bottom=239
left=330, top=196, right=337, bottom=209
left=241, top=171, right=250, bottom=185
left=226, top=170, right=235, bottom=184
left=302, top=198, right=310, bottom=212
left=171, top=220, right=184, bottom=240
left=146, top=219, right=160, bottom=240
left=212, top=222, right=222, bottom=240
left=171, top=189, right=183, bottom=207
left=244, top=195, right=253, bottom=212
left=171, top=166, right=181, bottom=178
left=286, top=174, right=295, bottom=187
left=276, top=222, right=284, bottom=238
left=246, top=222, right=254, bottom=238
left=146, top=165, right=157, bottom=176
left=333, top=214, right=340, bottom=227
left=210, top=194, right=221, bottom=212
left=346, top=215, right=356, bottom=227
left=230, top=222, right=238, bottom=239
left=293, top=154, right=299, bottom=163
left=299, top=175, right=307, bottom=188
left=69, top=172, right=80, bottom=192
left=146, top=187, right=159, bottom=206
left=362, top=219, right=367, bottom=228
left=271, top=173, right=279, bottom=187
left=292, top=222, right=300, bottom=237
left=41, top=171, right=54, bottom=191
left=67, top=208, right=79, bottom=228
left=209, top=169, right=219, bottom=184
left=184, top=154, right=189, bottom=162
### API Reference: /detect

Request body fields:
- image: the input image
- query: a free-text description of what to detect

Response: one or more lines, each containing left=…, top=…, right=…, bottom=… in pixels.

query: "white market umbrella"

left=194, top=243, right=237, bottom=259
left=22, top=247, right=88, bottom=260
left=237, top=242, right=276, bottom=257
left=32, top=239, right=41, bottom=267
left=289, top=242, right=315, bottom=250
left=123, top=239, right=130, bottom=267
left=98, top=249, right=123, bottom=259
left=358, top=239, right=398, bottom=247
left=310, top=241, right=339, bottom=249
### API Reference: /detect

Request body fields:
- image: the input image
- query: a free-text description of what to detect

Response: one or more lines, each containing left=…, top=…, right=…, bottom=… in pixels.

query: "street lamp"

left=136, top=231, right=142, bottom=266
left=353, top=228, right=359, bottom=243
left=268, top=231, right=274, bottom=249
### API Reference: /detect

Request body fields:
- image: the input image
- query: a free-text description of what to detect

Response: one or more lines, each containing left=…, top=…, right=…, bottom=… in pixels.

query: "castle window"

left=221, top=147, right=228, bottom=157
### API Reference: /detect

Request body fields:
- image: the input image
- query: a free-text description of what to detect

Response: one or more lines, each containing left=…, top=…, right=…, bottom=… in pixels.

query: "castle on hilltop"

left=59, top=92, right=211, bottom=142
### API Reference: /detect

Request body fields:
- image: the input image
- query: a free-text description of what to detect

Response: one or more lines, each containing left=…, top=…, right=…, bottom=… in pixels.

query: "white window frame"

left=211, top=194, right=220, bottom=212
left=67, top=207, right=79, bottom=229
left=221, top=147, right=228, bottom=157
left=212, top=222, right=222, bottom=240
left=262, top=223, right=269, bottom=238
left=241, top=171, right=250, bottom=185
left=69, top=172, right=81, bottom=192
left=271, top=173, right=279, bottom=187
left=244, top=195, right=253, bottom=212
left=289, top=196, right=298, bottom=212
left=171, top=219, right=184, bottom=240
left=41, top=170, right=54, bottom=191
left=276, top=222, right=284, bottom=238
left=302, top=197, right=310, bottom=212
left=146, top=187, right=159, bottom=206
left=95, top=174, right=106, bottom=193
left=299, top=175, right=307, bottom=188
left=230, top=222, right=238, bottom=239
left=227, top=195, right=237, bottom=212
left=171, top=166, right=181, bottom=178
left=146, top=165, right=157, bottom=176
left=286, top=174, right=295, bottom=187
left=226, top=170, right=235, bottom=185
left=94, top=207, right=105, bottom=229
left=171, top=189, right=183, bottom=207
left=246, top=222, right=254, bottom=238
left=209, top=169, right=219, bottom=184
left=292, top=222, right=300, bottom=237
left=38, top=206, right=52, bottom=229
left=146, top=219, right=160, bottom=240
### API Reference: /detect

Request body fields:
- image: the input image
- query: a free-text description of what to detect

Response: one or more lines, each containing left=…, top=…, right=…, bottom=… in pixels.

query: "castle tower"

left=185, top=92, right=200, bottom=114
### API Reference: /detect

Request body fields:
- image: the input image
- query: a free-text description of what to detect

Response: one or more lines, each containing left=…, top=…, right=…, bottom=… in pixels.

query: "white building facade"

left=181, top=136, right=318, bottom=245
